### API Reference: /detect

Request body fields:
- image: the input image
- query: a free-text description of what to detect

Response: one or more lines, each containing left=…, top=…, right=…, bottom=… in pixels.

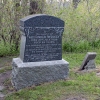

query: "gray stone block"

left=84, top=60, right=96, bottom=70
left=11, top=58, right=69, bottom=90
left=79, top=52, right=97, bottom=70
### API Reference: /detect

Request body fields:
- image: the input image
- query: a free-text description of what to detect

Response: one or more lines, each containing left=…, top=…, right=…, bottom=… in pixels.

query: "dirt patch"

left=0, top=70, right=15, bottom=92
left=56, top=94, right=87, bottom=100
left=0, top=56, right=13, bottom=68
left=65, top=96, right=87, bottom=100
left=0, top=70, right=11, bottom=85
left=0, top=70, right=15, bottom=100
left=0, top=56, right=15, bottom=99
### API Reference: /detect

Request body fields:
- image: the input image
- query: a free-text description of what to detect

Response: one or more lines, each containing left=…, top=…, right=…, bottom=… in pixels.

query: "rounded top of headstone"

left=20, top=14, right=64, bottom=27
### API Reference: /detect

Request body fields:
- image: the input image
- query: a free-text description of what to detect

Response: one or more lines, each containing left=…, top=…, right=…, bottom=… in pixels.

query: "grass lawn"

left=4, top=50, right=100, bottom=100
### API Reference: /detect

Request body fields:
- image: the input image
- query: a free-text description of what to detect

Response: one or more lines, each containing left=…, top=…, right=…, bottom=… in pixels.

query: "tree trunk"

left=29, top=0, right=45, bottom=15
left=73, top=0, right=81, bottom=9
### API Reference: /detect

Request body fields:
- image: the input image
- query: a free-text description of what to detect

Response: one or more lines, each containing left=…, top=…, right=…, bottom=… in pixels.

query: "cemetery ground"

left=0, top=50, right=100, bottom=100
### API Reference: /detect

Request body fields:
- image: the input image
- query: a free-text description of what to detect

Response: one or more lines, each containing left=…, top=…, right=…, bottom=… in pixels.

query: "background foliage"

left=0, top=0, right=100, bottom=56
left=45, top=0, right=100, bottom=52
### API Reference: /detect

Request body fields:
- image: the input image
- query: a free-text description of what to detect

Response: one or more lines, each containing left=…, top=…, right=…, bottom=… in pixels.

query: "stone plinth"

left=11, top=58, right=69, bottom=90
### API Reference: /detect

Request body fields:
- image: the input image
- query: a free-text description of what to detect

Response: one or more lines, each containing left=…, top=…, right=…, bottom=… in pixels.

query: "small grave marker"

left=79, top=52, right=97, bottom=70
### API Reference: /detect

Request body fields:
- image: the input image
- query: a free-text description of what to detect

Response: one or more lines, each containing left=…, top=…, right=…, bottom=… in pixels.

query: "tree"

left=29, top=0, right=45, bottom=14
left=73, top=0, right=81, bottom=9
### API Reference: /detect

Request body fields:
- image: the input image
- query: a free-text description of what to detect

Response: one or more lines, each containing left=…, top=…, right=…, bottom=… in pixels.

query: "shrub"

left=0, top=0, right=100, bottom=55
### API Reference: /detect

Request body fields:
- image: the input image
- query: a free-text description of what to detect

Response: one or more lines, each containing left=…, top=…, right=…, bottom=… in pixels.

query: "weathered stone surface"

left=79, top=52, right=97, bottom=70
left=11, top=58, right=69, bottom=90
left=84, top=60, right=96, bottom=70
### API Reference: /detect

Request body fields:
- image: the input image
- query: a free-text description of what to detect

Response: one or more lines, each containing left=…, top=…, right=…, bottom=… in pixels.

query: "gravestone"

left=11, top=14, right=69, bottom=90
left=20, top=14, right=64, bottom=62
left=79, top=52, right=97, bottom=70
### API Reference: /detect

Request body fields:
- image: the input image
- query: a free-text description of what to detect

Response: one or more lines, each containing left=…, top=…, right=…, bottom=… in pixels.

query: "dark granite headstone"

left=20, top=14, right=64, bottom=62
left=11, top=14, right=69, bottom=90
left=79, top=52, right=97, bottom=70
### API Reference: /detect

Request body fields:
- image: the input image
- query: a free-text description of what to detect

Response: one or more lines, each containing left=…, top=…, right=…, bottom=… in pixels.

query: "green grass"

left=0, top=42, right=19, bottom=57
left=63, top=49, right=100, bottom=69
left=5, top=50, right=100, bottom=100
left=5, top=71, right=100, bottom=100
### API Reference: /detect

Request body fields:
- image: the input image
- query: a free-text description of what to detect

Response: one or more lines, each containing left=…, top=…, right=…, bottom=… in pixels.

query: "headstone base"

left=11, top=58, right=69, bottom=90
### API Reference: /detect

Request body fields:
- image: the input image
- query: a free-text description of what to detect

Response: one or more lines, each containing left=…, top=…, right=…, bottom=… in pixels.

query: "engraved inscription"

left=23, top=27, right=63, bottom=62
